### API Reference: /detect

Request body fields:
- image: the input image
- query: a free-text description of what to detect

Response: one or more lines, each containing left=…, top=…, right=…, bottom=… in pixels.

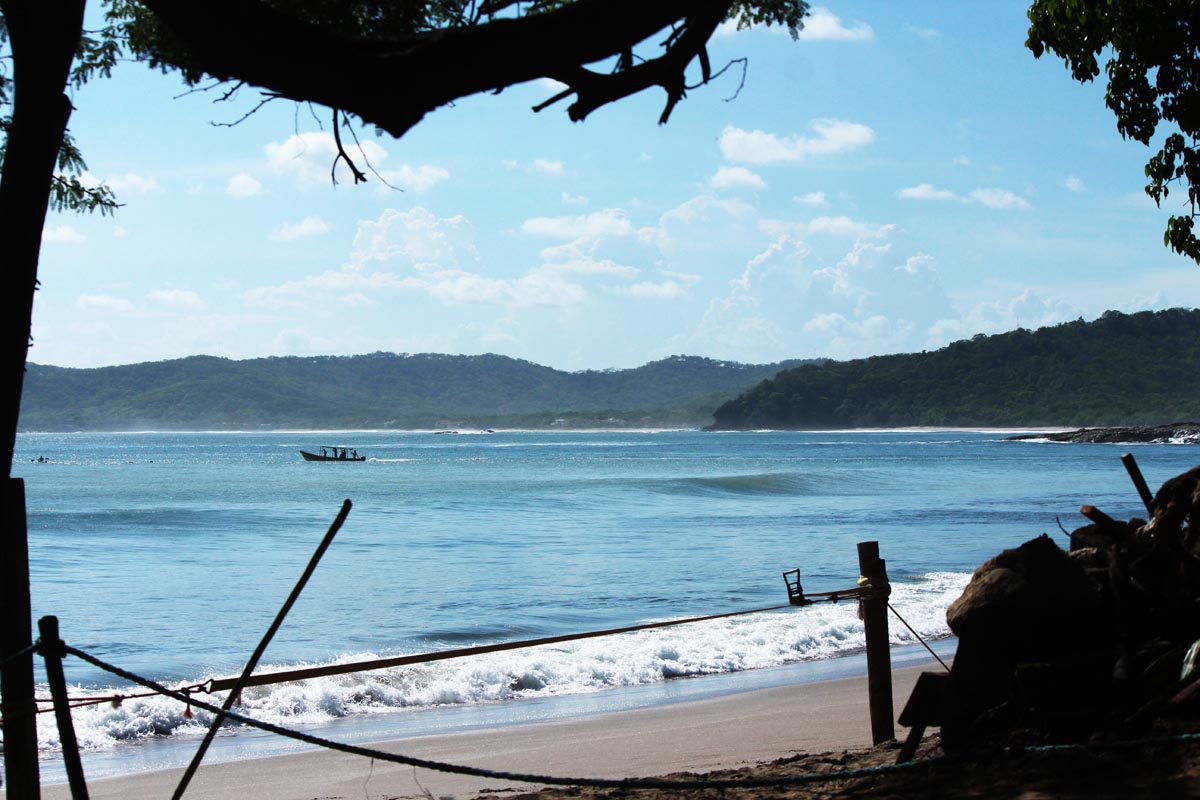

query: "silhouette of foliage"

left=117, top=0, right=810, bottom=145
left=0, top=10, right=119, bottom=215
left=1027, top=1, right=1200, bottom=263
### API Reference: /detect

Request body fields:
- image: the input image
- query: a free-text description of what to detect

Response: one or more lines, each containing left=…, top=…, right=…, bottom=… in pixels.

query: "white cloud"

left=719, top=120, right=875, bottom=165
left=43, top=224, right=85, bottom=244
left=269, top=215, right=331, bottom=241
left=896, top=253, right=934, bottom=274
left=898, top=183, right=1031, bottom=209
left=758, top=215, right=879, bottom=239
left=105, top=172, right=161, bottom=193
left=112, top=225, right=129, bottom=238
left=640, top=194, right=756, bottom=253
left=797, top=7, right=874, bottom=41
left=807, top=216, right=875, bottom=237
left=953, top=155, right=972, bottom=166
left=709, top=166, right=767, bottom=191
left=379, top=164, right=450, bottom=193
left=1063, top=176, right=1087, bottom=193
left=227, top=172, right=265, bottom=197
left=146, top=288, right=207, bottom=311
left=348, top=207, right=478, bottom=273
left=970, top=187, right=1030, bottom=210
left=620, top=280, right=688, bottom=299
left=264, top=132, right=388, bottom=186
left=794, top=192, right=827, bottom=207
left=930, top=288, right=1077, bottom=344
left=522, top=209, right=634, bottom=239
left=904, top=24, right=941, bottom=40
left=532, top=159, right=566, bottom=176
left=562, top=192, right=589, bottom=206
left=77, top=294, right=134, bottom=313
left=242, top=206, right=666, bottom=318
left=898, top=183, right=959, bottom=201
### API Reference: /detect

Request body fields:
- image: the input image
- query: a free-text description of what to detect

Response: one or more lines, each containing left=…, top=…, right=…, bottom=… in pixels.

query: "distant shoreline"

left=1007, top=422, right=1200, bottom=444
left=17, top=426, right=1072, bottom=436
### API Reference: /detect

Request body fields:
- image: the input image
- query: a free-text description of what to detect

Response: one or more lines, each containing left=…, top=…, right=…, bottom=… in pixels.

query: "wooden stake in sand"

left=858, top=540, right=894, bottom=745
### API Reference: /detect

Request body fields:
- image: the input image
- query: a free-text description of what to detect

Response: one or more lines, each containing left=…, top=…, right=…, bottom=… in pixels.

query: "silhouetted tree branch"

left=132, top=0, right=745, bottom=137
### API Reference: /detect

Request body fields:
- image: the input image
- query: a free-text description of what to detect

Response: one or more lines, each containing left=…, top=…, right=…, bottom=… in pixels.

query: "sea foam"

left=37, top=572, right=969, bottom=753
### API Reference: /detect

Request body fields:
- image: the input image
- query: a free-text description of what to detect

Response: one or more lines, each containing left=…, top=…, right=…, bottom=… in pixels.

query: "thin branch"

left=330, top=108, right=367, bottom=185
left=216, top=80, right=246, bottom=103
left=532, top=85, right=574, bottom=113
left=541, top=1, right=730, bottom=126
left=170, top=78, right=226, bottom=100
left=686, top=56, right=748, bottom=103
left=209, top=92, right=282, bottom=128
left=344, top=119, right=401, bottom=192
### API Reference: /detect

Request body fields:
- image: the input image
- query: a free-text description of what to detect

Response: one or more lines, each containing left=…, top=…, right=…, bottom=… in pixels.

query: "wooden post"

left=857, top=540, right=894, bottom=744
left=2, top=478, right=40, bottom=797
left=39, top=616, right=89, bottom=799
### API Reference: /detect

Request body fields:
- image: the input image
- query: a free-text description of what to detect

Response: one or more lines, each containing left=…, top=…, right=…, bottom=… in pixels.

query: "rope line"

left=60, top=643, right=944, bottom=791
left=887, top=603, right=951, bottom=673
left=52, top=644, right=1200, bottom=792
left=33, top=681, right=213, bottom=709
left=0, top=641, right=40, bottom=667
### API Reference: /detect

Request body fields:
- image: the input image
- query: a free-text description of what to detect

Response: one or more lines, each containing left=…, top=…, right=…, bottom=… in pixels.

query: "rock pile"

left=939, top=461, right=1200, bottom=747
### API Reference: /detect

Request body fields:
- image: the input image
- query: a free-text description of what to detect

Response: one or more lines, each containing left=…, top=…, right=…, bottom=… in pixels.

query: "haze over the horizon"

left=32, top=4, right=1200, bottom=372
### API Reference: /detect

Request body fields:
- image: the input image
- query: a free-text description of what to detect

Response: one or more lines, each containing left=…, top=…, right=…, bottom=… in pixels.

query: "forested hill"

left=18, top=353, right=813, bottom=431
left=708, top=309, right=1200, bottom=430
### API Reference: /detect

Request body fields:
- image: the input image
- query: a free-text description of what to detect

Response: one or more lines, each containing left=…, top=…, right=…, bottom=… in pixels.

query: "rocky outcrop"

left=939, top=460, right=1200, bottom=748
left=1008, top=423, right=1200, bottom=444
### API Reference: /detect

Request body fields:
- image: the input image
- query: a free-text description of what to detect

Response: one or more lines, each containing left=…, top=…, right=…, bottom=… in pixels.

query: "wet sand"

left=41, top=666, right=931, bottom=800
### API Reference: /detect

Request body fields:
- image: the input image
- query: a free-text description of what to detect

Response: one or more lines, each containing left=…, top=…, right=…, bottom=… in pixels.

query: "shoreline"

left=41, top=664, right=937, bottom=800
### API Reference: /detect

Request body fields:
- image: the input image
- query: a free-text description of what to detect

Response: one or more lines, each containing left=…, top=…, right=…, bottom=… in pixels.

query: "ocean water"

left=10, top=429, right=1199, bottom=781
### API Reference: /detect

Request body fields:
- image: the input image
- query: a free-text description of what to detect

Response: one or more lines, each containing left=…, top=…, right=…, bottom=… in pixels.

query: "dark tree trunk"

left=0, top=0, right=84, bottom=477
left=0, top=1, right=87, bottom=795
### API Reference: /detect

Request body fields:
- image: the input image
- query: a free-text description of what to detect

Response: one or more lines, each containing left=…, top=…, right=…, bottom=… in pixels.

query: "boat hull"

left=299, top=450, right=366, bottom=462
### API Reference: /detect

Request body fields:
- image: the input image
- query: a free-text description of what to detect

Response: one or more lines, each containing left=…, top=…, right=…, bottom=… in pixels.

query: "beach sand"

left=41, top=666, right=930, bottom=800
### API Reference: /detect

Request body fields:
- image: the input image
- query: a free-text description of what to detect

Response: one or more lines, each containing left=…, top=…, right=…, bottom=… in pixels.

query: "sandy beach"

left=40, top=666, right=930, bottom=800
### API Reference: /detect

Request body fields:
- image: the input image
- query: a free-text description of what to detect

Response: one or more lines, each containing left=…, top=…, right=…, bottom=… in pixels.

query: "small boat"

left=300, top=447, right=366, bottom=462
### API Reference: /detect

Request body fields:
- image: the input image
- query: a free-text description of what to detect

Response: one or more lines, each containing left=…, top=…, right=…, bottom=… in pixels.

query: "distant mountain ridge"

left=18, top=353, right=816, bottom=431
left=708, top=308, right=1200, bottom=430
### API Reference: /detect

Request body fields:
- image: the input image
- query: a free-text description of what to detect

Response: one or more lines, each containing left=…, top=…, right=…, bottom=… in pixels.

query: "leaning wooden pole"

left=857, top=540, right=894, bottom=744
left=172, top=500, right=352, bottom=800
left=39, top=615, right=89, bottom=800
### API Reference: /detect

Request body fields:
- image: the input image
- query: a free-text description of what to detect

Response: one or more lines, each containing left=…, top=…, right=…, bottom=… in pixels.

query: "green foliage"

left=709, top=309, right=1200, bottom=430
left=0, top=4, right=122, bottom=216
left=17, top=353, right=815, bottom=432
left=728, top=0, right=809, bottom=38
left=1027, top=1, right=1200, bottom=262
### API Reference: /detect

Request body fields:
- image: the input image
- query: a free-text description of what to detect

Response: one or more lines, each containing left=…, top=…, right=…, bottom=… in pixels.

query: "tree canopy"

left=1027, top=1, right=1200, bottom=262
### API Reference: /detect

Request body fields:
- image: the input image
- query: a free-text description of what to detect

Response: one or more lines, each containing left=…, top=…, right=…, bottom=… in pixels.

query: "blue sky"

left=31, top=3, right=1200, bottom=370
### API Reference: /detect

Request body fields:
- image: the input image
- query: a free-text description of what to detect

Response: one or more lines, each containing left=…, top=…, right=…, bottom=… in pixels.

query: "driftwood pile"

left=938, top=460, right=1200, bottom=748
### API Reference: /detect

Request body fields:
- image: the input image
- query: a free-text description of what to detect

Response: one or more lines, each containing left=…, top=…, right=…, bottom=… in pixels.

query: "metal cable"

left=886, top=603, right=951, bottom=673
